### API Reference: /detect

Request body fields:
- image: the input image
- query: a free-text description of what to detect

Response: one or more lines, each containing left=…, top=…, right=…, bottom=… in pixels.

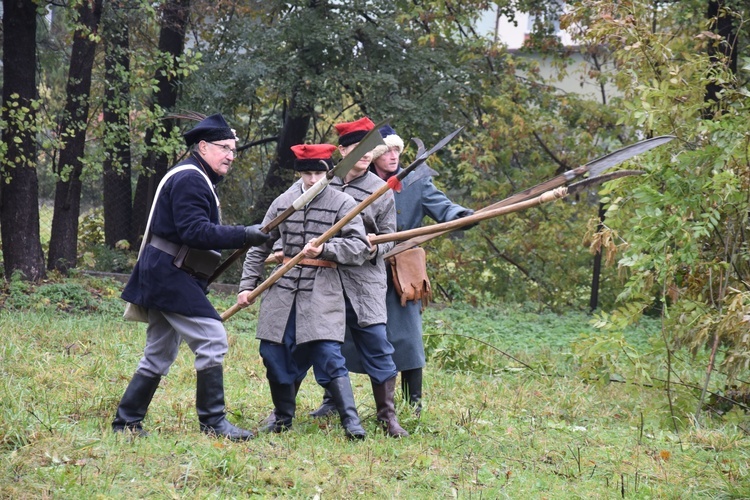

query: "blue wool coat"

left=343, top=164, right=472, bottom=372
left=121, top=154, right=247, bottom=320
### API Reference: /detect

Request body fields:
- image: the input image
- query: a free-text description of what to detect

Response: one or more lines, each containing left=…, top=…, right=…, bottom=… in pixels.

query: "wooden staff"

left=370, top=170, right=644, bottom=245
left=382, top=135, right=675, bottom=259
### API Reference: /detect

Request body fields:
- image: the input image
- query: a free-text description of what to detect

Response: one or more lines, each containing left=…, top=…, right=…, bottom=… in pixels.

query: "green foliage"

left=73, top=209, right=134, bottom=272
left=0, top=273, right=122, bottom=314
left=571, top=0, right=750, bottom=381
left=16, top=0, right=633, bottom=315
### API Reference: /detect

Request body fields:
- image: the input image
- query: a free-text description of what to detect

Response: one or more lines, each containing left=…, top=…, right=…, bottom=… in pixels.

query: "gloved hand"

left=457, top=208, right=478, bottom=229
left=244, top=224, right=270, bottom=246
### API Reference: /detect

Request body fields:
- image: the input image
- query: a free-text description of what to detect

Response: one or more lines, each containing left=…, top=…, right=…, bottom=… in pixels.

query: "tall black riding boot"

left=372, top=377, right=409, bottom=437
left=196, top=365, right=253, bottom=441
left=401, top=368, right=423, bottom=417
left=326, top=376, right=366, bottom=440
left=262, top=381, right=297, bottom=433
left=261, top=380, right=301, bottom=429
left=112, top=373, right=161, bottom=436
left=309, top=388, right=338, bottom=418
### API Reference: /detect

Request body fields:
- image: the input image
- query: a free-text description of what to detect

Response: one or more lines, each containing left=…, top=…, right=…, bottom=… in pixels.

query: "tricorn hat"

left=334, top=117, right=376, bottom=147
left=370, top=124, right=405, bottom=160
left=291, top=143, right=337, bottom=172
left=183, top=113, right=237, bottom=146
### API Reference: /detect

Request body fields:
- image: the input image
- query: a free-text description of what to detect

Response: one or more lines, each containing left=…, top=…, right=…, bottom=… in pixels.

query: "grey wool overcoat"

left=239, top=184, right=369, bottom=345
left=330, top=171, right=396, bottom=327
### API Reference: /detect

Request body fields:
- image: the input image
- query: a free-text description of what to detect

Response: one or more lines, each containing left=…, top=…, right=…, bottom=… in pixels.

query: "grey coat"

left=239, top=184, right=369, bottom=345
left=330, top=171, right=396, bottom=326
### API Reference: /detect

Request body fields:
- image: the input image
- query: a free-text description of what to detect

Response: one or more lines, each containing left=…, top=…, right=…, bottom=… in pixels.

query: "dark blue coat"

left=121, top=154, right=246, bottom=320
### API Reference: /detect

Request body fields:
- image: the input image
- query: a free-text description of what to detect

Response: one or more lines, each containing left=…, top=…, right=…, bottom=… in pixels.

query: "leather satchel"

left=173, top=245, right=222, bottom=280
left=123, top=302, right=148, bottom=323
left=389, top=247, right=432, bottom=309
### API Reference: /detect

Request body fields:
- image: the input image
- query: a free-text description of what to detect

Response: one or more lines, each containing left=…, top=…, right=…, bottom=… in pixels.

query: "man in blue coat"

left=113, top=113, right=269, bottom=440
left=369, top=125, right=473, bottom=415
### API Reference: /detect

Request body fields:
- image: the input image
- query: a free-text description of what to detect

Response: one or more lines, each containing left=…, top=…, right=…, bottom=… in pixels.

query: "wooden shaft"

left=220, top=251, right=306, bottom=321
left=371, top=187, right=567, bottom=245
left=384, top=167, right=585, bottom=255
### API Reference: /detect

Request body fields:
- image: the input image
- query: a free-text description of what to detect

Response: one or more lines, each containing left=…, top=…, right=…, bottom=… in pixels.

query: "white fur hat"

left=371, top=125, right=405, bottom=160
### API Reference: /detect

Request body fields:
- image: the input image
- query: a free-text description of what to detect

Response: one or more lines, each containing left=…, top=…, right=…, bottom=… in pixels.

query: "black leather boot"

left=326, top=376, right=366, bottom=440
left=262, top=381, right=296, bottom=433
left=261, top=380, right=301, bottom=430
left=372, top=377, right=409, bottom=437
left=309, top=389, right=338, bottom=418
left=196, top=365, right=254, bottom=441
left=401, top=368, right=423, bottom=417
left=112, top=373, right=161, bottom=436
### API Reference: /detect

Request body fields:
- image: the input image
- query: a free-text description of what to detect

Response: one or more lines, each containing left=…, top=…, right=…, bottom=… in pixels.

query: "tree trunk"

left=47, top=0, right=104, bottom=273
left=589, top=202, right=606, bottom=313
left=248, top=95, right=310, bottom=223
left=0, top=0, right=46, bottom=282
left=704, top=0, right=738, bottom=113
left=102, top=2, right=133, bottom=249
left=131, top=0, right=190, bottom=247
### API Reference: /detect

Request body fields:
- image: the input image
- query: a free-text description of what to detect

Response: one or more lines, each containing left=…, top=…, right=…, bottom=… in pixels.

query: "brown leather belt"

left=283, top=257, right=337, bottom=269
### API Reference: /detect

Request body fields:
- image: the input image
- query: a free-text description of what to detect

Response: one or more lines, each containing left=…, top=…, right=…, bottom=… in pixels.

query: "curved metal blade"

left=566, top=169, right=645, bottom=195
left=586, top=136, right=675, bottom=177
left=398, top=127, right=464, bottom=180
left=421, top=127, right=463, bottom=159
left=412, top=137, right=426, bottom=159
left=383, top=136, right=673, bottom=260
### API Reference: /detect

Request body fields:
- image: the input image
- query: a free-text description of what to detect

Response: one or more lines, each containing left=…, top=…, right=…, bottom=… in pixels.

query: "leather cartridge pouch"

left=173, top=245, right=222, bottom=280
left=388, top=247, right=432, bottom=310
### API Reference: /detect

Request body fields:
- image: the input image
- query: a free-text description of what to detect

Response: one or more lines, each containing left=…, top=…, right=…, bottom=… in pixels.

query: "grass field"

left=1, top=275, right=748, bottom=498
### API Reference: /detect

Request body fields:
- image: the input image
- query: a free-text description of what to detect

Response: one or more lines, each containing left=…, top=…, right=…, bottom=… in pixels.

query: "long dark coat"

left=121, top=154, right=246, bottom=320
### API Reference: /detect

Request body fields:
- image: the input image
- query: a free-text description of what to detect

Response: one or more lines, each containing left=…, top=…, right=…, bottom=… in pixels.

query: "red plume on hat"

left=291, top=143, right=337, bottom=172
left=334, top=117, right=375, bottom=147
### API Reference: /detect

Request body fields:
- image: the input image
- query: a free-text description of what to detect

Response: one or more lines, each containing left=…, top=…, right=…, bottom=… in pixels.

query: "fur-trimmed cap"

left=334, top=117, right=376, bottom=147
left=291, top=143, right=337, bottom=172
left=183, top=113, right=237, bottom=146
left=371, top=124, right=405, bottom=160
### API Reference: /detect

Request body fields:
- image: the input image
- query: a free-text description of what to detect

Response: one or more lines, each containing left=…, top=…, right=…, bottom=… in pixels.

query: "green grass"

left=1, top=276, right=748, bottom=498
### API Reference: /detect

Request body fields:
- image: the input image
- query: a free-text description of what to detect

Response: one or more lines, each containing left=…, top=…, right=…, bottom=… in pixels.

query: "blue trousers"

left=335, top=295, right=397, bottom=385
left=260, top=300, right=349, bottom=386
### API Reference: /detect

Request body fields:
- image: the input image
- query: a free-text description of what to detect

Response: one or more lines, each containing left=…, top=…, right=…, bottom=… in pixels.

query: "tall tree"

left=47, top=0, right=104, bottom=272
left=101, top=1, right=133, bottom=248
left=704, top=0, right=739, bottom=112
left=130, top=0, right=191, bottom=246
left=1, top=0, right=46, bottom=281
left=251, top=95, right=310, bottom=224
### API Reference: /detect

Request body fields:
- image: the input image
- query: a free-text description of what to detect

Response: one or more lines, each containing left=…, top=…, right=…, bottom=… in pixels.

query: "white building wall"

left=476, top=7, right=617, bottom=102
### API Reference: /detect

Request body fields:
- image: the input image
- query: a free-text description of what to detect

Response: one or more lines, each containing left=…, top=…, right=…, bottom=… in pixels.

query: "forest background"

left=1, top=0, right=750, bottom=465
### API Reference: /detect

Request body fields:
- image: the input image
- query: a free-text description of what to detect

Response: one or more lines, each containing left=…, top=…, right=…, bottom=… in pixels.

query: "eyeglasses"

left=207, top=142, right=237, bottom=157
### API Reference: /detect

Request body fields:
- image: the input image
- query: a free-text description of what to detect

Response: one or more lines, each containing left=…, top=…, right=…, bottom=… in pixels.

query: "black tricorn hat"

left=183, top=113, right=236, bottom=146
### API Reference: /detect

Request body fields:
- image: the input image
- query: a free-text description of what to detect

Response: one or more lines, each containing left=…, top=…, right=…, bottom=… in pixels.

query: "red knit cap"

left=291, top=143, right=337, bottom=171
left=334, top=117, right=375, bottom=147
